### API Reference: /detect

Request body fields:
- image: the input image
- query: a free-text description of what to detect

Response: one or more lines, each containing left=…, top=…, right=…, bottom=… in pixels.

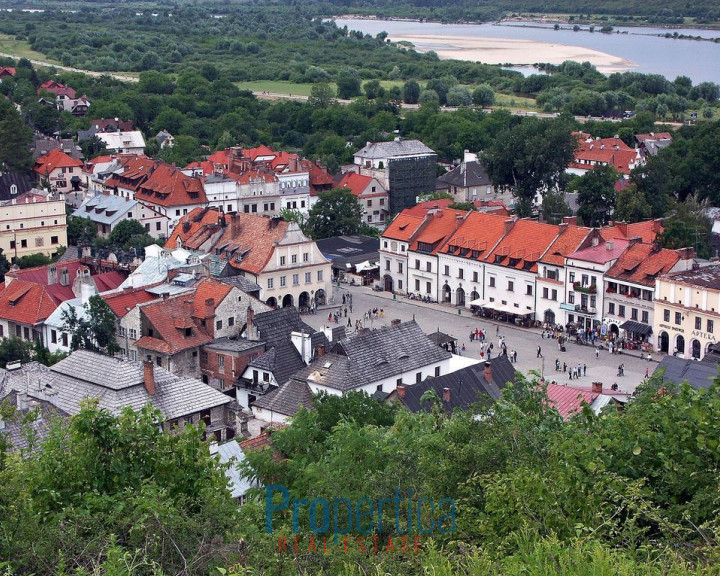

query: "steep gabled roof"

left=382, top=212, right=425, bottom=242
left=136, top=162, right=206, bottom=207
left=545, top=383, right=598, bottom=418
left=355, top=139, right=435, bottom=159
left=441, top=211, right=508, bottom=262
left=165, top=207, right=225, bottom=251
left=33, top=148, right=83, bottom=175
left=437, top=160, right=492, bottom=188
left=409, top=209, right=468, bottom=256
left=605, top=243, right=684, bottom=287
left=487, top=219, right=559, bottom=272
left=216, top=214, right=289, bottom=275
left=601, top=220, right=662, bottom=244
left=570, top=134, right=638, bottom=175
left=337, top=172, right=381, bottom=197
left=102, top=286, right=159, bottom=318
left=252, top=379, right=314, bottom=417
left=541, top=225, right=594, bottom=266
left=0, top=279, right=59, bottom=325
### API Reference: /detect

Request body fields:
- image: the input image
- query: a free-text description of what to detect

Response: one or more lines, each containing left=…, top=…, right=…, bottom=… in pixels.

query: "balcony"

left=573, top=282, right=597, bottom=294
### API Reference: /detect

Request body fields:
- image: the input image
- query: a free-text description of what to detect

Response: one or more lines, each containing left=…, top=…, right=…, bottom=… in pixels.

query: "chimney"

left=162, top=292, right=169, bottom=301
left=246, top=305, right=254, bottom=335
left=652, top=219, right=663, bottom=233
left=562, top=216, right=578, bottom=226
left=628, top=236, right=642, bottom=246
left=605, top=241, right=614, bottom=251
left=504, top=218, right=516, bottom=234
left=483, top=361, right=493, bottom=384
left=592, top=381, right=603, bottom=394
left=316, top=344, right=325, bottom=357
left=205, top=297, right=215, bottom=317
left=396, top=384, right=406, bottom=399
left=47, top=265, right=58, bottom=285
left=557, top=222, right=568, bottom=235
left=616, top=222, right=628, bottom=237
left=442, top=387, right=451, bottom=403
left=143, top=360, right=156, bottom=396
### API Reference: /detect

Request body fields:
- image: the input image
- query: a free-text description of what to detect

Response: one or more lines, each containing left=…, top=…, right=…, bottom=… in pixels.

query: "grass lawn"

left=234, top=80, right=317, bottom=97
left=0, top=34, right=62, bottom=65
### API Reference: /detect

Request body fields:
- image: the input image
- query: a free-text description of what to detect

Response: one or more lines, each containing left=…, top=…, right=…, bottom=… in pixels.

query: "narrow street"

left=302, top=283, right=657, bottom=394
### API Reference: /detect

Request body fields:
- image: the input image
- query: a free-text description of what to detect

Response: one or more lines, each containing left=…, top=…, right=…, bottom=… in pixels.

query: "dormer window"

left=10, top=184, right=17, bottom=195
left=184, top=327, right=192, bottom=337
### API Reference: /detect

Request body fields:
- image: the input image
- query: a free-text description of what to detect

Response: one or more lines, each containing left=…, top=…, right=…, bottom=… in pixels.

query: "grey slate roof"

left=436, top=160, right=491, bottom=189
left=252, top=307, right=314, bottom=349
left=296, top=321, right=451, bottom=392
left=395, top=357, right=514, bottom=413
left=315, top=235, right=380, bottom=268
left=654, top=356, right=718, bottom=391
left=355, top=139, right=435, bottom=159
left=8, top=351, right=231, bottom=421
left=205, top=337, right=265, bottom=353
left=72, top=194, right=139, bottom=226
left=427, top=330, right=457, bottom=347
left=0, top=172, right=33, bottom=201
left=219, top=275, right=262, bottom=295
left=210, top=440, right=256, bottom=499
left=252, top=379, right=314, bottom=417
left=249, top=342, right=306, bottom=385
left=0, top=388, right=69, bottom=453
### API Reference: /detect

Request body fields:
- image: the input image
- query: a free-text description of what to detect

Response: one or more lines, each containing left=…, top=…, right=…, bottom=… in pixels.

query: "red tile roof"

left=208, top=149, right=230, bottom=166
left=338, top=172, right=373, bottom=197
left=382, top=213, right=425, bottom=242
left=37, top=80, right=76, bottom=98
left=102, top=286, right=159, bottom=318
left=636, top=132, right=672, bottom=144
left=135, top=163, right=206, bottom=207
left=567, top=238, right=630, bottom=264
left=234, top=170, right=276, bottom=185
left=487, top=219, right=560, bottom=272
left=216, top=214, right=289, bottom=275
left=305, top=161, right=335, bottom=194
left=165, top=207, right=225, bottom=251
left=0, top=279, right=59, bottom=325
left=244, top=145, right=276, bottom=162
left=410, top=209, right=468, bottom=255
left=103, top=156, right=156, bottom=191
left=92, top=271, right=126, bottom=293
left=601, top=220, right=662, bottom=244
left=270, top=150, right=299, bottom=170
left=571, top=134, right=638, bottom=175
left=442, top=211, right=508, bottom=261
left=605, top=243, right=687, bottom=287
left=192, top=278, right=232, bottom=319
left=0, top=66, right=16, bottom=76
left=546, top=383, right=598, bottom=418
left=405, top=199, right=454, bottom=216
left=183, top=160, right=213, bottom=175
left=33, top=148, right=83, bottom=175
left=541, top=225, right=593, bottom=266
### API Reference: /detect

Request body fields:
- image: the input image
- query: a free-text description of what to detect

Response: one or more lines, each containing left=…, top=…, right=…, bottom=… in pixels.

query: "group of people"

left=554, top=360, right=587, bottom=379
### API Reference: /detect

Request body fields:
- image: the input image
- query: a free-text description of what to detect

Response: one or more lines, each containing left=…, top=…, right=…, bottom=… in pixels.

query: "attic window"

left=508, top=257, right=520, bottom=267
left=494, top=255, right=504, bottom=264
left=184, top=327, right=192, bottom=336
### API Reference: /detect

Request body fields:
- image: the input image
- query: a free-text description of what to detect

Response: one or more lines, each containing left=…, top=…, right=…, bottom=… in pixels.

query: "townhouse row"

left=381, top=206, right=697, bottom=353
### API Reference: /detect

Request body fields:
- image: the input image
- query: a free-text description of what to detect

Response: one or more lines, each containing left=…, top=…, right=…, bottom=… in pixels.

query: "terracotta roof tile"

left=605, top=243, right=684, bottom=287
left=541, top=225, right=593, bottom=266
left=382, top=213, right=425, bottom=242
left=33, top=148, right=83, bottom=175
left=165, top=207, right=224, bottom=251
left=102, top=287, right=159, bottom=318
left=571, top=134, right=639, bottom=175
left=404, top=199, right=453, bottom=216
left=568, top=238, right=630, bottom=264
left=546, top=383, right=598, bottom=418
left=601, top=220, right=662, bottom=243
left=487, top=219, right=560, bottom=272
left=192, top=278, right=232, bottom=319
left=216, top=214, right=289, bottom=275
left=135, top=162, right=206, bottom=207
left=0, top=279, right=58, bottom=325
left=338, top=172, right=373, bottom=197
left=442, top=211, right=508, bottom=260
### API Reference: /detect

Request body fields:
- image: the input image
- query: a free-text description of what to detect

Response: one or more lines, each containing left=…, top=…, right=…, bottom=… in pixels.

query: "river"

left=334, top=18, right=720, bottom=85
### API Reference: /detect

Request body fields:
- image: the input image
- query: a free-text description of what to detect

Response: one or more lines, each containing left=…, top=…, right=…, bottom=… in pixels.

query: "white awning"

left=355, top=260, right=379, bottom=273
left=469, top=298, right=490, bottom=307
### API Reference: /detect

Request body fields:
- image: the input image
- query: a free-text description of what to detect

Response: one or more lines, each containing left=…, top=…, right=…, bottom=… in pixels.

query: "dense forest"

left=2, top=373, right=720, bottom=575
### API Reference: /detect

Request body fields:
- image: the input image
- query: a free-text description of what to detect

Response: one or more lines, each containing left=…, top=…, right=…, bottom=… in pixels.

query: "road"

left=302, top=283, right=655, bottom=394
left=1, top=51, right=682, bottom=126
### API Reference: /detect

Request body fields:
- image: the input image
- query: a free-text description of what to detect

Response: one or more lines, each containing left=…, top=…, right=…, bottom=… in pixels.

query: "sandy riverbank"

left=391, top=33, right=637, bottom=74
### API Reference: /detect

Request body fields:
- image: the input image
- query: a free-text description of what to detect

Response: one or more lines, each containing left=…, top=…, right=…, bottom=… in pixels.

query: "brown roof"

left=601, top=220, right=663, bottom=244
left=487, top=219, right=560, bottom=272
left=135, top=162, right=206, bottom=207
left=33, top=148, right=83, bottom=175
left=541, top=225, right=593, bottom=266
left=165, top=207, right=225, bottom=251
left=216, top=214, right=289, bottom=275
left=605, top=243, right=685, bottom=287
left=441, top=211, right=508, bottom=261
left=101, top=286, right=159, bottom=318
left=382, top=212, right=425, bottom=242
left=192, top=278, right=232, bottom=319
left=0, top=279, right=59, bottom=325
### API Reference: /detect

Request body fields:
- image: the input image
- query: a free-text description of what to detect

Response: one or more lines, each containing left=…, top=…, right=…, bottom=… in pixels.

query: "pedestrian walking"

left=583, top=364, right=587, bottom=376
left=645, top=367, right=649, bottom=378
left=537, top=346, right=542, bottom=358
left=595, top=348, right=599, bottom=359
left=496, top=325, right=500, bottom=337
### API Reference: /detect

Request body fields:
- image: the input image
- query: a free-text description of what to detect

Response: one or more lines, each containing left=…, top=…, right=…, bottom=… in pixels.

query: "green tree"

left=308, top=82, right=335, bottom=109
left=61, top=295, right=121, bottom=355
left=572, top=165, right=618, bottom=227
left=157, top=134, right=200, bottom=166
left=402, top=80, right=421, bottom=104
left=0, top=247, right=9, bottom=280
left=657, top=196, right=713, bottom=258
left=472, top=84, right=495, bottom=107
left=13, top=253, right=53, bottom=269
left=32, top=339, right=68, bottom=367
left=0, top=99, right=33, bottom=171
left=541, top=190, right=573, bottom=224
left=106, top=219, right=152, bottom=250
left=336, top=68, right=361, bottom=99
left=305, top=187, right=365, bottom=239
left=0, top=337, right=34, bottom=368
left=482, top=116, right=578, bottom=217
left=363, top=79, right=385, bottom=100
left=67, top=216, right=98, bottom=246
left=446, top=86, right=473, bottom=107
left=613, top=182, right=652, bottom=223
left=78, top=134, right=108, bottom=160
